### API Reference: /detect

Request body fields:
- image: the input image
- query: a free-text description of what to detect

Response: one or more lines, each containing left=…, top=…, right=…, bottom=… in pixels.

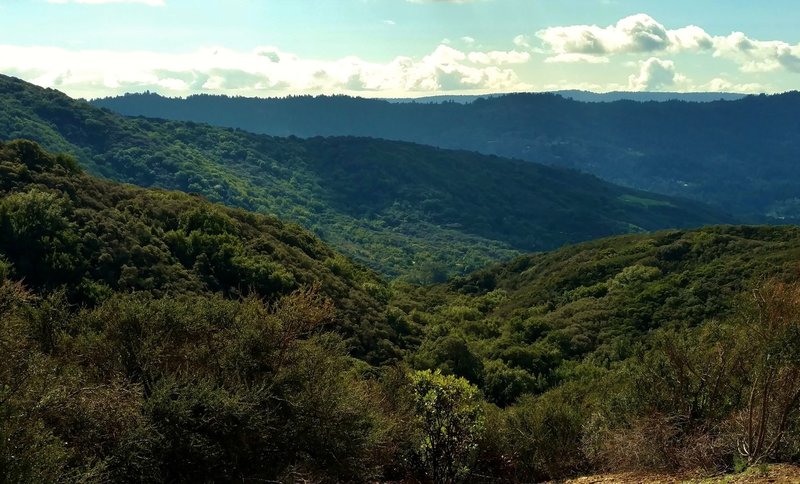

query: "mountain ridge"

left=91, top=87, right=800, bottom=220
left=0, top=74, right=732, bottom=282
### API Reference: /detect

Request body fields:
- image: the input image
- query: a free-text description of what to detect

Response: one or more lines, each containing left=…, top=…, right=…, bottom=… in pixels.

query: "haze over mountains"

left=0, top=75, right=728, bottom=282
left=94, top=90, right=800, bottom=221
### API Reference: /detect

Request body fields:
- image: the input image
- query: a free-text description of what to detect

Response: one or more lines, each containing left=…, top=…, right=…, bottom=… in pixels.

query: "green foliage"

left=0, top=139, right=398, bottom=363
left=93, top=89, right=800, bottom=222
left=1, top=149, right=800, bottom=480
left=1, top=74, right=729, bottom=282
left=505, top=391, right=586, bottom=480
left=394, top=225, right=800, bottom=404
left=0, top=281, right=394, bottom=482
left=4, top=81, right=800, bottom=481
left=409, top=369, right=484, bottom=483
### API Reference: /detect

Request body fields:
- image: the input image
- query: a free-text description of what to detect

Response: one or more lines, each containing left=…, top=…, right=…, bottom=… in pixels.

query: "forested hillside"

left=94, top=89, right=800, bottom=220
left=0, top=74, right=729, bottom=282
left=389, top=225, right=800, bottom=480
left=394, top=225, right=800, bottom=404
left=3, top=144, right=799, bottom=481
left=0, top=139, right=398, bottom=362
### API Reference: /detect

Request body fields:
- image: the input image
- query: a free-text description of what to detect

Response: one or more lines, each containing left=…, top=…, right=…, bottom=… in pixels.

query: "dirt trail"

left=560, top=464, right=800, bottom=483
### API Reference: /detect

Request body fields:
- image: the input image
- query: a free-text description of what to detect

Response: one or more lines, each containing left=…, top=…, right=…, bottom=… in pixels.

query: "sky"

left=1, top=0, right=799, bottom=99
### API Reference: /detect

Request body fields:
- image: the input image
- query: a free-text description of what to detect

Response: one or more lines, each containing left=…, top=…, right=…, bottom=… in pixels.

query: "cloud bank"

left=0, top=44, right=531, bottom=98
left=537, top=13, right=800, bottom=74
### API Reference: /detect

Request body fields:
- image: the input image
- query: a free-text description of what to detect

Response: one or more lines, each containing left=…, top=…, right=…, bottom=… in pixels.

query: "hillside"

left=389, top=225, right=800, bottom=480
left=3, top=154, right=798, bottom=482
left=0, top=139, right=399, bottom=363
left=93, top=90, right=800, bottom=220
left=3, top=140, right=800, bottom=482
left=384, top=91, right=746, bottom=104
left=393, top=224, right=800, bottom=404
left=0, top=74, right=730, bottom=282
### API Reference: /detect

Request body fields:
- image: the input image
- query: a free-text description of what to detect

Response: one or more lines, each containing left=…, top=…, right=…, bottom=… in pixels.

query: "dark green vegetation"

left=0, top=74, right=729, bottom=283
left=0, top=139, right=396, bottom=363
left=394, top=225, right=800, bottom=404
left=3, top=140, right=800, bottom=482
left=94, top=89, right=800, bottom=221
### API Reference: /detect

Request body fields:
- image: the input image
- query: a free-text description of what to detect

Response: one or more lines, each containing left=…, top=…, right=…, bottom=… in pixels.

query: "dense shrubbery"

left=3, top=142, right=800, bottom=482
left=0, top=279, right=399, bottom=482
left=0, top=139, right=397, bottom=363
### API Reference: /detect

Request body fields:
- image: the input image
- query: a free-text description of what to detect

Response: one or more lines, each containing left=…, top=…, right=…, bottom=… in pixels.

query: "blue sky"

left=1, top=0, right=799, bottom=98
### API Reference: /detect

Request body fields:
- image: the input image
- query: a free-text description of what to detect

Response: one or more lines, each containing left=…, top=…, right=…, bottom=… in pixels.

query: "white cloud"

left=467, top=50, right=530, bottom=65
left=627, top=57, right=686, bottom=91
left=702, top=77, right=764, bottom=93
left=0, top=43, right=530, bottom=98
left=47, top=0, right=165, bottom=5
left=537, top=13, right=800, bottom=75
left=513, top=35, right=531, bottom=49
left=713, top=32, right=800, bottom=73
left=537, top=14, right=674, bottom=62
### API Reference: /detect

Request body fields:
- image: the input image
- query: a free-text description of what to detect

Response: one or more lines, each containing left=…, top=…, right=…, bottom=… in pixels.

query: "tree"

left=410, top=369, right=483, bottom=483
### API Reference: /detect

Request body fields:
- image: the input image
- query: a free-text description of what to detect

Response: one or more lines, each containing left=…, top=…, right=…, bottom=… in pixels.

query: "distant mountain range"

left=1, top=74, right=729, bottom=282
left=93, top=89, right=800, bottom=221
left=384, top=90, right=747, bottom=104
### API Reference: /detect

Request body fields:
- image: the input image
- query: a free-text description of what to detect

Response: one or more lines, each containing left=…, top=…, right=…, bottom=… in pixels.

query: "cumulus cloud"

left=47, top=0, right=165, bottom=5
left=538, top=14, right=717, bottom=60
left=538, top=13, right=800, bottom=74
left=0, top=43, right=530, bottom=98
left=627, top=57, right=684, bottom=91
left=702, top=77, right=764, bottom=93
left=713, top=32, right=800, bottom=73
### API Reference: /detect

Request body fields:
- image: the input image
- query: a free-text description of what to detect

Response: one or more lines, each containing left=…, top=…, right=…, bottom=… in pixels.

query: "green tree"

left=410, top=369, right=484, bottom=483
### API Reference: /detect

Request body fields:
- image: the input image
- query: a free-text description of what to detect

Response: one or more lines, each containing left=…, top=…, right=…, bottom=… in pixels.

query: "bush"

left=409, top=369, right=484, bottom=483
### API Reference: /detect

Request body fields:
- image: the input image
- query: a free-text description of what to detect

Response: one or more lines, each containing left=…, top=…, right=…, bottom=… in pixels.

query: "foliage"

left=94, top=89, right=800, bottom=221
left=0, top=278, right=397, bottom=482
left=409, top=369, right=484, bottom=483
left=0, top=139, right=398, bottom=363
left=3, top=92, right=800, bottom=481
left=0, top=74, right=729, bottom=282
left=395, top=225, right=800, bottom=403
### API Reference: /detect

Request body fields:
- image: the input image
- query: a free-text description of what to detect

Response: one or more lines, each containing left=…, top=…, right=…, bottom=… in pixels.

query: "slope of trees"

left=394, top=225, right=800, bottom=404
left=0, top=139, right=398, bottom=363
left=94, top=89, right=800, bottom=221
left=0, top=74, right=730, bottom=282
left=2, top=142, right=800, bottom=481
